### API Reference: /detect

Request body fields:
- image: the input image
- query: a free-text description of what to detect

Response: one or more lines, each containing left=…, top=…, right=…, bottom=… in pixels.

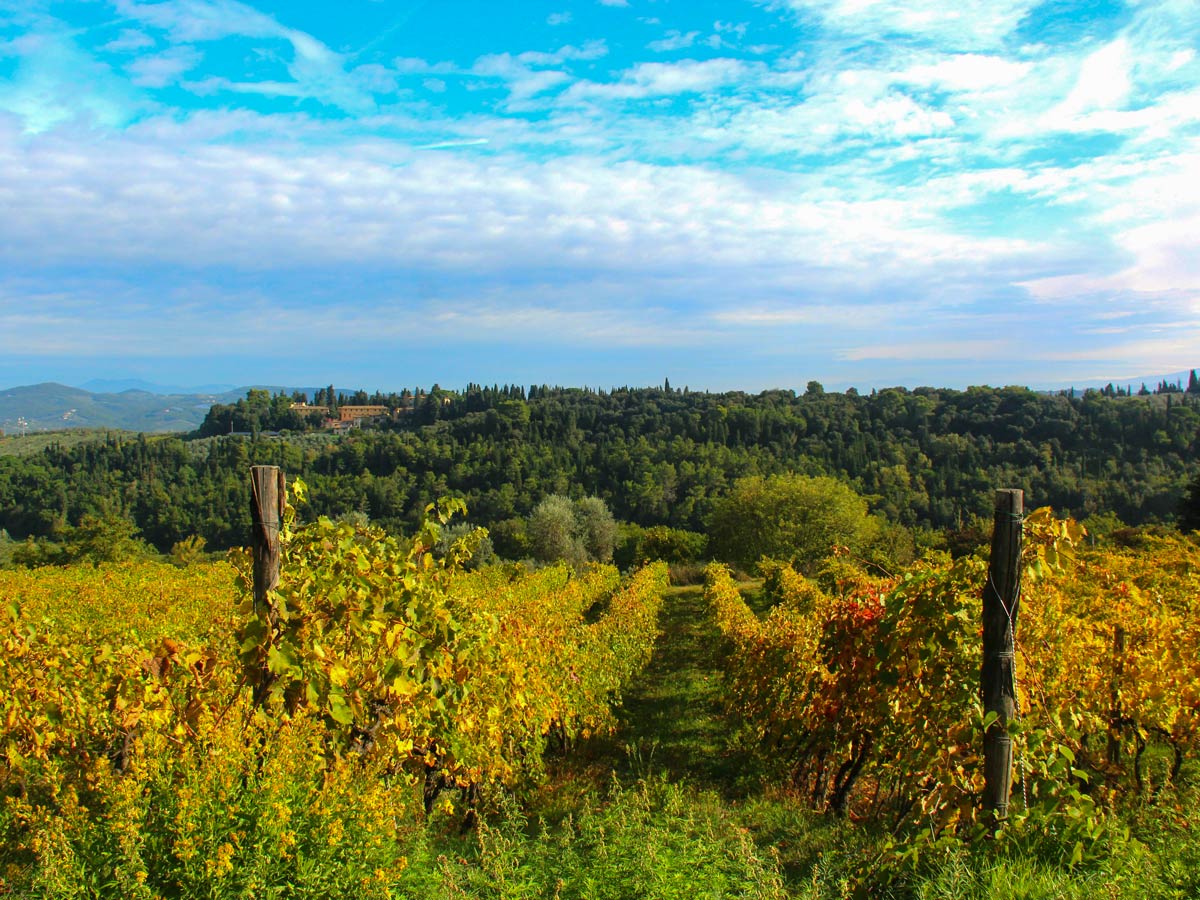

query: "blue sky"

left=0, top=0, right=1197, bottom=392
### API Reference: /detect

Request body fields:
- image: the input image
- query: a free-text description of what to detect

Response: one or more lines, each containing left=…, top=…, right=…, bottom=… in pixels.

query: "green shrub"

left=1, top=710, right=419, bottom=899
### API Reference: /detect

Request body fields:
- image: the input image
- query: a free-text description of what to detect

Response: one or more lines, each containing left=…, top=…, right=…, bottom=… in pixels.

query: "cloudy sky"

left=1, top=0, right=1197, bottom=392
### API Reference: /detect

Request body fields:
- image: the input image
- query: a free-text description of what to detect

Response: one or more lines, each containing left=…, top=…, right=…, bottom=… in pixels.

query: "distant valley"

left=0, top=383, right=241, bottom=434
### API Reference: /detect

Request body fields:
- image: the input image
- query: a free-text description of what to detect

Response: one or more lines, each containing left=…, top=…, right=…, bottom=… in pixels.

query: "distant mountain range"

left=78, top=378, right=239, bottom=395
left=0, top=382, right=350, bottom=434
left=0, top=383, right=245, bottom=434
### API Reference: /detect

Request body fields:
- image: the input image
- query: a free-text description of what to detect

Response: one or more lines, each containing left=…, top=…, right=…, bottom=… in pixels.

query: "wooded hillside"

left=1, top=383, right=1197, bottom=553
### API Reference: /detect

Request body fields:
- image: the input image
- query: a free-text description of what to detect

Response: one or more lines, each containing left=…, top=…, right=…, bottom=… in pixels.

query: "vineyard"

left=0, top=491, right=668, bottom=897
left=1, top=489, right=1199, bottom=897
left=706, top=513, right=1200, bottom=855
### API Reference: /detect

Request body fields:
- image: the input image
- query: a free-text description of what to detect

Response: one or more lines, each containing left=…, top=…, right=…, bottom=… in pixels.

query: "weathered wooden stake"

left=982, top=488, right=1023, bottom=819
left=250, top=465, right=285, bottom=617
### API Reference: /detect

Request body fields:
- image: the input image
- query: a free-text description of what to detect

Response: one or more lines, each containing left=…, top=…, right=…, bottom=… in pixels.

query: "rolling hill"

left=0, top=383, right=241, bottom=434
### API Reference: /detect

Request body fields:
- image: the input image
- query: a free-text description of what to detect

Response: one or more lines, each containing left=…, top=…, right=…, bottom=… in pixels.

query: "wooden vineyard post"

left=250, top=465, right=285, bottom=707
left=982, top=488, right=1023, bottom=820
left=250, top=465, right=285, bottom=616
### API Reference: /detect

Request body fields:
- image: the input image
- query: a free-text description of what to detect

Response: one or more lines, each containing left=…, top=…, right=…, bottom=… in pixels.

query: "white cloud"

left=647, top=31, right=699, bottom=52
left=844, top=92, right=954, bottom=136
left=427, top=303, right=706, bottom=347
left=839, top=339, right=1011, bottom=362
left=127, top=45, right=202, bottom=87
left=461, top=41, right=608, bottom=107
left=114, top=0, right=284, bottom=42
left=1020, top=148, right=1200, bottom=301
left=547, top=12, right=572, bottom=26
left=899, top=54, right=1031, bottom=92
left=474, top=55, right=570, bottom=100
left=392, top=57, right=455, bottom=75
left=516, top=41, right=608, bottom=65
left=1033, top=333, right=1200, bottom=376
left=0, top=31, right=148, bottom=132
left=114, top=0, right=377, bottom=113
left=0, top=121, right=1034, bottom=285
left=417, top=138, right=489, bottom=150
left=101, top=29, right=156, bottom=53
left=693, top=80, right=955, bottom=156
left=769, top=0, right=1039, bottom=48
left=564, top=58, right=752, bottom=101
left=1048, top=38, right=1131, bottom=120
left=711, top=304, right=897, bottom=328
left=1167, top=49, right=1195, bottom=71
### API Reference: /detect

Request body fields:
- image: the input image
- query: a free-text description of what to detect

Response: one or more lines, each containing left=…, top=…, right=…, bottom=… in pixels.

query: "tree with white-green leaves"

left=574, top=496, right=618, bottom=563
left=528, top=494, right=617, bottom=567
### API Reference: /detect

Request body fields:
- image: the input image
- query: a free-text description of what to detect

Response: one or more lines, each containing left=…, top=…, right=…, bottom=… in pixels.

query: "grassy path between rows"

left=612, top=584, right=750, bottom=789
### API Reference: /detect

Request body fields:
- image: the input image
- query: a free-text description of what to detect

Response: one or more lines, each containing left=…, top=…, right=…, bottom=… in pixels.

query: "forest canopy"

left=1, top=382, right=1197, bottom=560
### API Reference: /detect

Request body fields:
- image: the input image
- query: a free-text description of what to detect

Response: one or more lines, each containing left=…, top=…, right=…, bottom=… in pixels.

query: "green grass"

left=610, top=585, right=757, bottom=789
left=407, top=779, right=793, bottom=900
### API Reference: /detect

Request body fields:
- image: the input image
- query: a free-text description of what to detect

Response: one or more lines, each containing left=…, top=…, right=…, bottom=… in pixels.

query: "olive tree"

left=574, top=496, right=618, bottom=563
left=528, top=494, right=617, bottom=567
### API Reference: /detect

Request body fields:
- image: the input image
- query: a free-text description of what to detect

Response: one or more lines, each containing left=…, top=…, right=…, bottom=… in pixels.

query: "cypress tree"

left=1181, top=473, right=1200, bottom=533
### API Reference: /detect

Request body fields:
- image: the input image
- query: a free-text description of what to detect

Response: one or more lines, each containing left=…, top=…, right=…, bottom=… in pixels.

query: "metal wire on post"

left=982, top=489, right=1024, bottom=821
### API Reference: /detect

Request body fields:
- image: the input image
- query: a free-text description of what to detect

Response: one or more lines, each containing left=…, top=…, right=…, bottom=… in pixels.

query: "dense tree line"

left=1, top=383, right=1198, bottom=555
left=196, top=383, right=521, bottom=436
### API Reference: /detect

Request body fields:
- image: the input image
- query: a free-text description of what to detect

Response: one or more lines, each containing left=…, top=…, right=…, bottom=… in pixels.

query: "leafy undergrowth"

left=405, top=779, right=792, bottom=900
left=385, top=776, right=1200, bottom=899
